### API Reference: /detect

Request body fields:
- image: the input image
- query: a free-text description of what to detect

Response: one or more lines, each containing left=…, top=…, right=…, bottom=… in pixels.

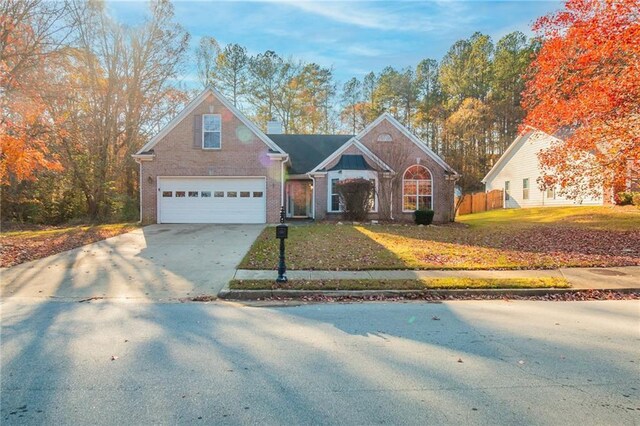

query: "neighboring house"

left=133, top=87, right=459, bottom=224
left=626, top=159, right=640, bottom=191
left=482, top=129, right=603, bottom=208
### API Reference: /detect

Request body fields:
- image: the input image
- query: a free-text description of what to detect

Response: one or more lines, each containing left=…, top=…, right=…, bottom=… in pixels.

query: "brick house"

left=133, top=87, right=459, bottom=224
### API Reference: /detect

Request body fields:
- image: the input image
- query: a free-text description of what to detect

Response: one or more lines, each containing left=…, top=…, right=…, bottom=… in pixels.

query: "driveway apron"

left=0, top=224, right=264, bottom=300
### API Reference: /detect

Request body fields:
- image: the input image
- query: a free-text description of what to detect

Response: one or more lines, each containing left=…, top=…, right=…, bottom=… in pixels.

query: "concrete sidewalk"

left=233, top=266, right=640, bottom=291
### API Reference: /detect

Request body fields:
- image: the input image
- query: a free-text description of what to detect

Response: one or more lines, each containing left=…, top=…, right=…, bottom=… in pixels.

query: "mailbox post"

left=275, top=206, right=288, bottom=283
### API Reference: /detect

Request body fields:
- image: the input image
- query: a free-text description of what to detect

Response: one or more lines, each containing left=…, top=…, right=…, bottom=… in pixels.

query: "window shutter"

left=193, top=114, right=202, bottom=148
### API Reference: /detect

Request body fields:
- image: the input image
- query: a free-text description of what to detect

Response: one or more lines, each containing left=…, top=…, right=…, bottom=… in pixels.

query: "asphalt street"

left=1, top=299, right=639, bottom=425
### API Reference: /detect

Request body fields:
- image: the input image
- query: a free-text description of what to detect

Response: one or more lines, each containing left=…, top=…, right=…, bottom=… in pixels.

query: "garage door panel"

left=159, top=177, right=266, bottom=224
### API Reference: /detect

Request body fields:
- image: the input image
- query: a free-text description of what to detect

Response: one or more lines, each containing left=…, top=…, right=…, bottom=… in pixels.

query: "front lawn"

left=0, top=223, right=139, bottom=267
left=239, top=206, right=640, bottom=270
left=230, top=277, right=570, bottom=290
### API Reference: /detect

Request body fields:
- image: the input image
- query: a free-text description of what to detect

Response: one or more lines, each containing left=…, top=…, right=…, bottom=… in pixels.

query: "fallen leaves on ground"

left=239, top=207, right=640, bottom=271
left=230, top=277, right=569, bottom=290
left=0, top=223, right=138, bottom=267
left=254, top=290, right=639, bottom=303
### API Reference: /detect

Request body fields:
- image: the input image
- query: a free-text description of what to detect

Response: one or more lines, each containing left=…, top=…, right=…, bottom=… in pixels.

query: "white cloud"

left=278, top=1, right=455, bottom=32
left=342, top=44, right=385, bottom=57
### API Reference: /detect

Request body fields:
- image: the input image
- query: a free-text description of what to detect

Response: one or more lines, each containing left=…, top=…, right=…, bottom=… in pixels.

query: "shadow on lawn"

left=354, top=223, right=640, bottom=269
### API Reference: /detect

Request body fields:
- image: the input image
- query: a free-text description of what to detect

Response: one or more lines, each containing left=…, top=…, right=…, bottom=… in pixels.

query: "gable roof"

left=310, top=137, right=394, bottom=174
left=358, top=113, right=459, bottom=176
left=267, top=134, right=352, bottom=174
left=135, top=87, right=285, bottom=156
left=328, top=154, right=375, bottom=171
left=481, top=129, right=564, bottom=184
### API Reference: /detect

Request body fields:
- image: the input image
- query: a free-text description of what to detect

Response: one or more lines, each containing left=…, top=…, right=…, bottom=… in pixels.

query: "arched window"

left=377, top=133, right=393, bottom=142
left=403, top=165, right=432, bottom=211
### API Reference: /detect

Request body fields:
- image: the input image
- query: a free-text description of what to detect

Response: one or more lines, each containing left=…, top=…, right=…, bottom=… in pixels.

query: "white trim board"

left=357, top=113, right=459, bottom=176
left=309, top=138, right=394, bottom=174
left=135, top=87, right=285, bottom=156
left=401, top=164, right=434, bottom=213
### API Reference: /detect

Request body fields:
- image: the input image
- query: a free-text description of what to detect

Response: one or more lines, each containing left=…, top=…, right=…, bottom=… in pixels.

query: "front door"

left=287, top=181, right=312, bottom=217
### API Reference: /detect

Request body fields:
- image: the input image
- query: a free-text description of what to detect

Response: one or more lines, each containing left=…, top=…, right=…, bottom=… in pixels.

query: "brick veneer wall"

left=312, top=119, right=456, bottom=223
left=358, top=120, right=455, bottom=223
left=313, top=175, right=328, bottom=220
left=139, top=93, right=284, bottom=223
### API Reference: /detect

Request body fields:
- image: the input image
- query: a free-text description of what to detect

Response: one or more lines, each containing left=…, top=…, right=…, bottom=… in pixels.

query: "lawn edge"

left=218, top=287, right=640, bottom=301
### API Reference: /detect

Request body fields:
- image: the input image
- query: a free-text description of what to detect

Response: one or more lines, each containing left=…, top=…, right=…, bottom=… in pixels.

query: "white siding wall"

left=485, top=131, right=603, bottom=208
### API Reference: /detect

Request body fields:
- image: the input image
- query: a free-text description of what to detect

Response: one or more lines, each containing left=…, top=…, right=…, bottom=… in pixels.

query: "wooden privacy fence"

left=456, top=189, right=504, bottom=216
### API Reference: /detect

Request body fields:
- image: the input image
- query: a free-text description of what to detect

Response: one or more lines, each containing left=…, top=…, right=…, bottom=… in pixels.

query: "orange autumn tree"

left=0, top=1, right=68, bottom=185
left=522, top=0, right=640, bottom=200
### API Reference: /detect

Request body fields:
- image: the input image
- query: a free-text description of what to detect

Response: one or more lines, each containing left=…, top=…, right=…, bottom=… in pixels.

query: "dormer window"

left=203, top=114, right=221, bottom=149
left=377, top=133, right=392, bottom=142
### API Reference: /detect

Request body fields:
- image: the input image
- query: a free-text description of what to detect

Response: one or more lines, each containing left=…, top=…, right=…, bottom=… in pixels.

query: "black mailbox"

left=276, top=224, right=288, bottom=239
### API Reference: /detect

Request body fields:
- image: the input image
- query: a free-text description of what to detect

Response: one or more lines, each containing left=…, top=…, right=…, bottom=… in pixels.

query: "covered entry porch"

left=286, top=179, right=313, bottom=218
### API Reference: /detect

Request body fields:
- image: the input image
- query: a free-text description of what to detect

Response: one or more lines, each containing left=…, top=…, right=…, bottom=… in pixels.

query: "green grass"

left=239, top=206, right=640, bottom=271
left=457, top=205, right=640, bottom=231
left=230, top=277, right=570, bottom=290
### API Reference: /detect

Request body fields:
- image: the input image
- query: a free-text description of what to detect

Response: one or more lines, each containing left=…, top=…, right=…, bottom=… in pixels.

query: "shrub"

left=616, top=191, right=640, bottom=206
left=414, top=209, right=435, bottom=225
left=616, top=192, right=634, bottom=205
left=335, top=178, right=375, bottom=221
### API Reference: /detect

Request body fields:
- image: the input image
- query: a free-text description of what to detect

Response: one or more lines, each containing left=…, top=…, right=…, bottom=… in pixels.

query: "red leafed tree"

left=522, top=0, right=640, bottom=200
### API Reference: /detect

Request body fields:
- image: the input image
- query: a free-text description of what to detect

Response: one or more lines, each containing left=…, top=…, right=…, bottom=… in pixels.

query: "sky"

left=107, top=0, right=563, bottom=88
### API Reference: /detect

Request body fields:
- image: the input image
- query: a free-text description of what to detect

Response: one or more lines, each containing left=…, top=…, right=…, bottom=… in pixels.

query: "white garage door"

left=158, top=177, right=266, bottom=224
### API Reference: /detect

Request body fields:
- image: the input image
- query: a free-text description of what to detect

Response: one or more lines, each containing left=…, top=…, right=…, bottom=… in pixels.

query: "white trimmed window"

left=377, top=133, right=393, bottom=142
left=330, top=178, right=341, bottom=212
left=523, top=178, right=530, bottom=200
left=203, top=114, right=221, bottom=149
left=546, top=186, right=555, bottom=199
left=328, top=172, right=378, bottom=213
left=403, top=165, right=432, bottom=211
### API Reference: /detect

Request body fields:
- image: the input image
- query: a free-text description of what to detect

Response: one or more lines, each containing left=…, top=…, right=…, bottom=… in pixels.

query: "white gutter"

left=138, top=160, right=142, bottom=223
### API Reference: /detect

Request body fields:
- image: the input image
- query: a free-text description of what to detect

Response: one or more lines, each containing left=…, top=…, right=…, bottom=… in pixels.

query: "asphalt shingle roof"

left=267, top=134, right=353, bottom=175
left=328, top=154, right=374, bottom=171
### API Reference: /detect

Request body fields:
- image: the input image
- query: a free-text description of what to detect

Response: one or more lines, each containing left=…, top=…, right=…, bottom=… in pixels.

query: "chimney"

left=267, top=120, right=283, bottom=134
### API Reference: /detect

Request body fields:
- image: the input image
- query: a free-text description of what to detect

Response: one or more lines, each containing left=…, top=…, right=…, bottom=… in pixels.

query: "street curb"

left=217, top=287, right=640, bottom=301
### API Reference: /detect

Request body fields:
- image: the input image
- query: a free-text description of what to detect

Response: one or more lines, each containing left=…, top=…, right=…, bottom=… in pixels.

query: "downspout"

left=281, top=159, right=285, bottom=207
left=385, top=172, right=394, bottom=221
left=137, top=159, right=142, bottom=223
left=280, top=155, right=289, bottom=209
left=390, top=184, right=394, bottom=221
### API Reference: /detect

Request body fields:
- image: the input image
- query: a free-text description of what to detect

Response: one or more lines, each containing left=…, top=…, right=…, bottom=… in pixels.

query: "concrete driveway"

left=0, top=224, right=265, bottom=300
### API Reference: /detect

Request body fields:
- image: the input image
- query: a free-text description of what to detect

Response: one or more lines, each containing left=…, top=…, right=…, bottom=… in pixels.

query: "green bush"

left=616, top=192, right=633, bottom=205
left=616, top=191, right=640, bottom=206
left=335, top=178, right=375, bottom=221
left=414, top=209, right=435, bottom=225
